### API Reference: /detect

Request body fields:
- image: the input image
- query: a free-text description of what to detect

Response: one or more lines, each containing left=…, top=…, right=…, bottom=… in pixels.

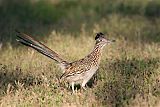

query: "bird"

left=16, top=31, right=115, bottom=93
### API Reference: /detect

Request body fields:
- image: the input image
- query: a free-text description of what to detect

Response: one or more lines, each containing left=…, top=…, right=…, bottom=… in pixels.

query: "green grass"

left=0, top=0, right=160, bottom=106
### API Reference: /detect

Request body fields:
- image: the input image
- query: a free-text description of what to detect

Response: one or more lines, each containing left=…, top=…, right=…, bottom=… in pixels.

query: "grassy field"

left=0, top=0, right=160, bottom=107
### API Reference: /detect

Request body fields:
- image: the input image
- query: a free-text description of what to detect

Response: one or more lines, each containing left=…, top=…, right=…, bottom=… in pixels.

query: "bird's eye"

left=98, top=39, right=102, bottom=42
left=96, top=38, right=103, bottom=42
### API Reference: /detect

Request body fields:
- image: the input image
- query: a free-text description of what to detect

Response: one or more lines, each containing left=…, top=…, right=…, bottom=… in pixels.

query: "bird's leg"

left=71, top=82, right=75, bottom=93
left=82, top=86, right=86, bottom=90
left=81, top=81, right=87, bottom=91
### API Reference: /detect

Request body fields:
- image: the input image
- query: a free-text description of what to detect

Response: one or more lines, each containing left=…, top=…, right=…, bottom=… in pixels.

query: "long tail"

left=16, top=30, right=68, bottom=64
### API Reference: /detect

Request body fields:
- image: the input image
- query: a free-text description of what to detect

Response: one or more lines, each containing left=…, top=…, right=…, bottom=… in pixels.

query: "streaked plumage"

left=16, top=31, right=115, bottom=93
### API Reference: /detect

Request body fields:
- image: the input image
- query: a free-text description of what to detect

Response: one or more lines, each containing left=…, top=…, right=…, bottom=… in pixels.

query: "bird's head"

left=95, top=32, right=115, bottom=47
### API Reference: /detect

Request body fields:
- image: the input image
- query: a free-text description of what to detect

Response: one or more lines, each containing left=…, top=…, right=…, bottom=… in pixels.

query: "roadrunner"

left=16, top=31, right=115, bottom=93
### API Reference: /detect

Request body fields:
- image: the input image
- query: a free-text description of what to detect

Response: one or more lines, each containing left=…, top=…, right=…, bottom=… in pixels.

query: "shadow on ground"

left=95, top=57, right=160, bottom=106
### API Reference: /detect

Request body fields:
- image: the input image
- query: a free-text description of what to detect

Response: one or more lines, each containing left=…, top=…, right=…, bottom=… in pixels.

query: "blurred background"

left=0, top=0, right=160, bottom=48
left=0, top=0, right=160, bottom=107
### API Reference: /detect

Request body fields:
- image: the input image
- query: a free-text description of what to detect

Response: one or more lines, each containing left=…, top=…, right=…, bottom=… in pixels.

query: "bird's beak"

left=110, top=39, right=116, bottom=42
left=105, top=39, right=116, bottom=43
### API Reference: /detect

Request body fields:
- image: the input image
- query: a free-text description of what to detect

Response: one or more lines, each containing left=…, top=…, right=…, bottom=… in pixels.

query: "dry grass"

left=0, top=29, right=160, bottom=107
left=0, top=0, right=160, bottom=106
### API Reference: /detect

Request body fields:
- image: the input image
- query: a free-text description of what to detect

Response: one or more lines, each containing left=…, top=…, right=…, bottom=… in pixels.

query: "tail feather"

left=16, top=30, right=68, bottom=64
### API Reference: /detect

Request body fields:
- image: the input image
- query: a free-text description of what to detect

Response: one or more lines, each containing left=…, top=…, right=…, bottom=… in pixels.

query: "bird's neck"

left=92, top=44, right=104, bottom=57
left=88, top=43, right=105, bottom=66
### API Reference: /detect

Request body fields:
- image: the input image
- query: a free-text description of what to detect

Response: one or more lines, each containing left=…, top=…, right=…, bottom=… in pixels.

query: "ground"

left=0, top=0, right=160, bottom=107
